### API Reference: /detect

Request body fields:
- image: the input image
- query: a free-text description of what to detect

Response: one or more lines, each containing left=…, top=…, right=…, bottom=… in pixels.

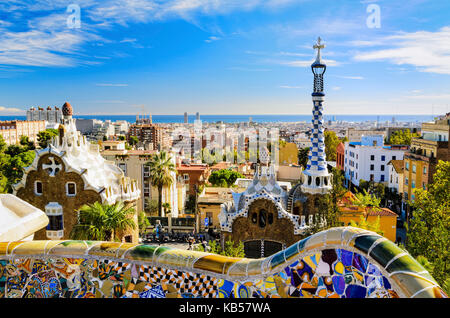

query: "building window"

left=404, top=192, right=408, bottom=200
left=380, top=175, right=385, bottom=182
left=423, top=166, right=427, bottom=174
left=66, top=182, right=76, bottom=196
left=405, top=162, right=409, bottom=171
left=259, top=209, right=267, bottom=228
left=392, top=156, right=396, bottom=160
left=183, top=174, right=189, bottom=181
left=206, top=212, right=213, bottom=226
left=381, top=155, right=385, bottom=161
left=370, top=155, right=375, bottom=160
left=405, top=177, right=409, bottom=185
left=412, top=180, right=415, bottom=188
left=370, top=164, right=374, bottom=171
left=45, top=202, right=64, bottom=240
left=381, top=165, right=385, bottom=171
left=412, top=165, right=416, bottom=173
left=356, top=163, right=358, bottom=169
left=370, top=174, right=374, bottom=181
left=422, top=182, right=426, bottom=190
left=34, top=181, right=43, bottom=195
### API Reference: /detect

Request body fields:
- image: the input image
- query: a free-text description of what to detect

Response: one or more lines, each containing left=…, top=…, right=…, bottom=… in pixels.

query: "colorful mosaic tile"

left=0, top=227, right=447, bottom=298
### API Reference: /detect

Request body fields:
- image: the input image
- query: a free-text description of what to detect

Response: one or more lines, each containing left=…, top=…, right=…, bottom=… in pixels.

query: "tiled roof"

left=367, top=208, right=397, bottom=217
left=387, top=160, right=404, bottom=174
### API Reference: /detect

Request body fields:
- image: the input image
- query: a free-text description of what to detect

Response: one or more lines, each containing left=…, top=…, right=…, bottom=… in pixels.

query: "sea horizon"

left=0, top=113, right=436, bottom=124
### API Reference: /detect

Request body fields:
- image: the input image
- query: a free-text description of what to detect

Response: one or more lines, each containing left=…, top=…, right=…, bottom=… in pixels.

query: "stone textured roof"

left=388, top=160, right=404, bottom=174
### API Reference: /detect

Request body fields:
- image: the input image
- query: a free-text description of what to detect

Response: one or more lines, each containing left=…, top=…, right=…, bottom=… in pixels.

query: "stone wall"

left=16, top=154, right=102, bottom=240
left=223, top=198, right=302, bottom=248
left=0, top=227, right=446, bottom=298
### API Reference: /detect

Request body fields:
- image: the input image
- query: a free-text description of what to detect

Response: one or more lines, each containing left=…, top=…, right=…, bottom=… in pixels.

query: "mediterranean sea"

left=0, top=114, right=435, bottom=124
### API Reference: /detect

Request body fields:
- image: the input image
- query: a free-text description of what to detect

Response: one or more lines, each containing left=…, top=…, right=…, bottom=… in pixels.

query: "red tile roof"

left=367, top=208, right=397, bottom=217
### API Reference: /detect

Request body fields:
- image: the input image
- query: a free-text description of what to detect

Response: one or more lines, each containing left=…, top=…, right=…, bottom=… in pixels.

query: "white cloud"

left=354, top=26, right=450, bottom=75
left=279, top=85, right=305, bottom=89
left=95, top=83, right=129, bottom=87
left=205, top=36, right=220, bottom=43
left=0, top=106, right=23, bottom=113
left=280, top=59, right=340, bottom=67
left=335, top=75, right=364, bottom=80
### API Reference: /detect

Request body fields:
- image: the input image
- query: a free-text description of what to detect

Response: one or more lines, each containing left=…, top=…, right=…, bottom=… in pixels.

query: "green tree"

left=0, top=136, right=35, bottom=193
left=138, top=210, right=150, bottom=235
left=324, top=130, right=340, bottom=162
left=144, top=198, right=159, bottom=216
left=406, top=160, right=450, bottom=286
left=129, top=136, right=139, bottom=146
left=208, top=169, right=244, bottom=187
left=324, top=168, right=347, bottom=228
left=70, top=201, right=137, bottom=241
left=204, top=239, right=245, bottom=257
left=145, top=151, right=176, bottom=216
left=19, top=136, right=35, bottom=151
left=298, top=147, right=310, bottom=168
left=389, top=129, right=420, bottom=145
left=349, top=215, right=384, bottom=236
left=354, top=189, right=381, bottom=209
left=37, top=129, right=58, bottom=148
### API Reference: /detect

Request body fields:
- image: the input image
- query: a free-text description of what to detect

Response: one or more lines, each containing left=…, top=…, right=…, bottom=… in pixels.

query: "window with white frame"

left=34, top=181, right=43, bottom=195
left=66, top=182, right=76, bottom=196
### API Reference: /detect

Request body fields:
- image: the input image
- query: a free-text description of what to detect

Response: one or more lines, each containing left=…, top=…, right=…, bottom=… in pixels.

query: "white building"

left=26, top=107, right=62, bottom=124
left=344, top=135, right=407, bottom=187
left=387, top=160, right=404, bottom=194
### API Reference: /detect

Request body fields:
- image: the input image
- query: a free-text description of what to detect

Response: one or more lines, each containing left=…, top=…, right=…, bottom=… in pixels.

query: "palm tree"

left=70, top=201, right=136, bottom=241
left=145, top=151, right=176, bottom=217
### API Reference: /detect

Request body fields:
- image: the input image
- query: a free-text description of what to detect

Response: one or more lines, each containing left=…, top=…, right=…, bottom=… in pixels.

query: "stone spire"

left=301, top=37, right=332, bottom=194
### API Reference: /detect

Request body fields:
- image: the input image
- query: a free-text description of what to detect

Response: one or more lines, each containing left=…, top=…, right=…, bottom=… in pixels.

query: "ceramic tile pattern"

left=0, top=227, right=447, bottom=298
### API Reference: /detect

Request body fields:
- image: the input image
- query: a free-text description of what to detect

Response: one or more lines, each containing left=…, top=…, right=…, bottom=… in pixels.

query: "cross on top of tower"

left=313, top=37, right=325, bottom=64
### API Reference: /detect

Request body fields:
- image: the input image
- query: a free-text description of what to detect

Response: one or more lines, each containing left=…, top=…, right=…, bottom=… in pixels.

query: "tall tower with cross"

left=301, top=37, right=332, bottom=194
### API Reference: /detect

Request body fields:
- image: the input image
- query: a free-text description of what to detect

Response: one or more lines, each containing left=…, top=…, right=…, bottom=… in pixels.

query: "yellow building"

left=101, top=143, right=185, bottom=216
left=197, top=187, right=234, bottom=231
left=279, top=142, right=299, bottom=166
left=338, top=192, right=397, bottom=242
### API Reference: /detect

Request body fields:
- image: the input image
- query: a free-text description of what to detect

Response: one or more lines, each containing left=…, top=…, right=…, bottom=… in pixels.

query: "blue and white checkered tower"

left=301, top=37, right=332, bottom=194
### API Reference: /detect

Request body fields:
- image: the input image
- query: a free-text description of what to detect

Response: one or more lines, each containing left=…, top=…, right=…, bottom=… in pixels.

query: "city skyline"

left=0, top=0, right=449, bottom=116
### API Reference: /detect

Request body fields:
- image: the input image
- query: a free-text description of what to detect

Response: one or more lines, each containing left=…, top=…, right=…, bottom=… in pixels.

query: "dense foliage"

left=388, top=129, right=420, bottom=145
left=0, top=135, right=35, bottom=193
left=297, top=147, right=310, bottom=168
left=208, top=169, right=244, bottom=187
left=36, top=128, right=58, bottom=148
left=70, top=201, right=137, bottom=241
left=406, top=160, right=449, bottom=286
left=145, top=151, right=176, bottom=216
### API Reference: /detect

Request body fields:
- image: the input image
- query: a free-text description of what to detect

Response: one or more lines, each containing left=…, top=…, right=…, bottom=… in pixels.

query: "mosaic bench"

left=0, top=227, right=447, bottom=298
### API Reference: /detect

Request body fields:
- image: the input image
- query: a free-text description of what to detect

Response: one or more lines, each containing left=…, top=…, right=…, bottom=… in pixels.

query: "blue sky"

left=0, top=0, right=449, bottom=116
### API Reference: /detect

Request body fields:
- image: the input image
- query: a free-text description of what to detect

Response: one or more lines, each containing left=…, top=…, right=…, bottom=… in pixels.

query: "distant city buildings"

left=184, top=112, right=188, bottom=124
left=0, top=120, right=46, bottom=145
left=26, top=106, right=62, bottom=124
left=128, top=121, right=163, bottom=151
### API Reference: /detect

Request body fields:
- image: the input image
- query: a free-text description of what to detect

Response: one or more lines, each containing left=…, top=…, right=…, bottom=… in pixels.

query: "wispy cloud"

left=334, top=75, right=364, bottom=80
left=205, top=36, right=220, bottom=43
left=354, top=26, right=450, bottom=75
left=95, top=83, right=129, bottom=87
left=0, top=106, right=23, bottom=113
left=279, top=85, right=305, bottom=89
left=280, top=59, right=340, bottom=67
